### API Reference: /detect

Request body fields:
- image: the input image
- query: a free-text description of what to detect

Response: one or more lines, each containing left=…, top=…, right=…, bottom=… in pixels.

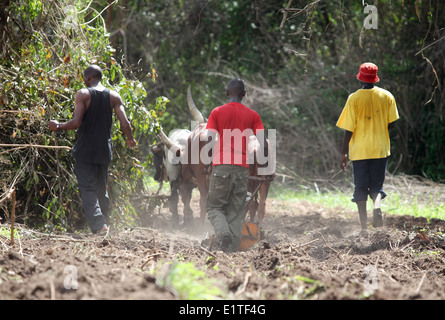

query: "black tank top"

left=73, top=88, right=113, bottom=164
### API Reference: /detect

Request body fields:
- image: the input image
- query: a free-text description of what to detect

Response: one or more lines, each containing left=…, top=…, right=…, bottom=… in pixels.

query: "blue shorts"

left=351, top=158, right=388, bottom=202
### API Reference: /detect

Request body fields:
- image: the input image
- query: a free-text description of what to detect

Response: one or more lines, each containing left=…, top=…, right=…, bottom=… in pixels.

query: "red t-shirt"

left=206, top=102, right=264, bottom=168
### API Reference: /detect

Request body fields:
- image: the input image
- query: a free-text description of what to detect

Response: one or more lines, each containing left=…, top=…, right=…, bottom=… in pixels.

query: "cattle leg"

left=198, top=184, right=208, bottom=229
left=248, top=196, right=259, bottom=223
left=257, top=181, right=270, bottom=229
left=169, top=180, right=180, bottom=226
left=247, top=180, right=260, bottom=223
left=181, top=181, right=194, bottom=228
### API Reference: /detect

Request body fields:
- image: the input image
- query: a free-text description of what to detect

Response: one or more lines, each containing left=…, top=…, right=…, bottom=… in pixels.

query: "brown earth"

left=1, top=177, right=445, bottom=301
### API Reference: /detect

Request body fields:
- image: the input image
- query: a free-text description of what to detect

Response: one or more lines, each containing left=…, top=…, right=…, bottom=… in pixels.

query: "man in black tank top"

left=49, top=65, right=136, bottom=234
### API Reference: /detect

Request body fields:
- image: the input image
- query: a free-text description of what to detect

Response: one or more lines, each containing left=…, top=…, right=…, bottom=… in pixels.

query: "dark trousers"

left=74, top=161, right=110, bottom=233
left=352, top=158, right=388, bottom=203
left=206, top=165, right=249, bottom=251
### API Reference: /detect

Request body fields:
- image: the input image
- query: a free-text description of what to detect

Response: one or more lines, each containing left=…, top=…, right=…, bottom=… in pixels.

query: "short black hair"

left=227, top=78, right=245, bottom=96
left=84, top=65, right=102, bottom=80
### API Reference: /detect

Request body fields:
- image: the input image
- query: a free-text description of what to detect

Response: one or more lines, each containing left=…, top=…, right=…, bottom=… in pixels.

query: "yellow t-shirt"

left=336, top=87, right=399, bottom=161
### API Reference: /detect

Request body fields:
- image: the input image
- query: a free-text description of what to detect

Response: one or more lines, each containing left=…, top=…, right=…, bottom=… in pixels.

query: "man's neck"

left=89, top=82, right=105, bottom=91
left=228, top=97, right=243, bottom=103
left=361, top=83, right=374, bottom=89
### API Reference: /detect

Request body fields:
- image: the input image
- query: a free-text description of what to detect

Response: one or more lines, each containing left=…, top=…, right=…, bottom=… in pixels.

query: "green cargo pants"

left=206, top=164, right=249, bottom=252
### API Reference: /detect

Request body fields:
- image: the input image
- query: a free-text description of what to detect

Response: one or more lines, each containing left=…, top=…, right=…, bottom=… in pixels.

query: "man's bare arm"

left=111, top=91, right=136, bottom=148
left=49, top=89, right=89, bottom=131
left=340, top=130, right=353, bottom=170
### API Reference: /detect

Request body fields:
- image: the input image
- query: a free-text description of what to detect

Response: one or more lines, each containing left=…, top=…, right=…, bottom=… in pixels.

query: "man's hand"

left=49, top=120, right=59, bottom=131
left=341, top=154, right=349, bottom=171
left=340, top=130, right=352, bottom=171
left=126, top=137, right=137, bottom=149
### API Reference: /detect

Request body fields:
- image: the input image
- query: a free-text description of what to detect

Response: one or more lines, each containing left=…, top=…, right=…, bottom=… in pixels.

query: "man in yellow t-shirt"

left=336, top=62, right=399, bottom=231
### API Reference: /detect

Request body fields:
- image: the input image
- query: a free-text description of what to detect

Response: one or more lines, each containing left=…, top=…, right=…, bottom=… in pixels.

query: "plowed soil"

left=1, top=177, right=445, bottom=301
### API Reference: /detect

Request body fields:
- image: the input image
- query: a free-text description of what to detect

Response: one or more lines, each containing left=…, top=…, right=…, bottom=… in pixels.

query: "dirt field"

left=1, top=177, right=445, bottom=301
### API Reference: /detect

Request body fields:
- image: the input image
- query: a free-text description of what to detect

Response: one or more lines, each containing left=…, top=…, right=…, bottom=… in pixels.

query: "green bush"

left=0, top=0, right=165, bottom=231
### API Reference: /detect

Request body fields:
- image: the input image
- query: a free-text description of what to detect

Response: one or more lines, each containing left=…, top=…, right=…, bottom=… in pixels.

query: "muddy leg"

left=370, top=193, right=383, bottom=227
left=169, top=180, right=180, bottom=226
left=198, top=188, right=208, bottom=230
left=181, top=184, right=194, bottom=229
left=357, top=201, right=367, bottom=230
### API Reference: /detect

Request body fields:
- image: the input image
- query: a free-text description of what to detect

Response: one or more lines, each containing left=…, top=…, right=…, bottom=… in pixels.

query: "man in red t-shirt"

left=205, top=78, right=265, bottom=252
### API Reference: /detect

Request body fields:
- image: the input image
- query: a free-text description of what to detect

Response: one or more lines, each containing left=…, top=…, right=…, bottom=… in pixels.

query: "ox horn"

left=157, top=128, right=176, bottom=150
left=158, top=128, right=181, bottom=150
left=157, top=128, right=183, bottom=160
left=187, top=85, right=206, bottom=124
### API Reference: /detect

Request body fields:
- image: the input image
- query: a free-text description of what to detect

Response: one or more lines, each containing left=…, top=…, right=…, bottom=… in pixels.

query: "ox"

left=150, top=128, right=196, bottom=227
left=181, top=122, right=212, bottom=227
left=171, top=86, right=275, bottom=229
left=156, top=87, right=212, bottom=229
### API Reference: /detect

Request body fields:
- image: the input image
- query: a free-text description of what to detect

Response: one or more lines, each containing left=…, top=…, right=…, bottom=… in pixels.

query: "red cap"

left=357, top=62, right=379, bottom=83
